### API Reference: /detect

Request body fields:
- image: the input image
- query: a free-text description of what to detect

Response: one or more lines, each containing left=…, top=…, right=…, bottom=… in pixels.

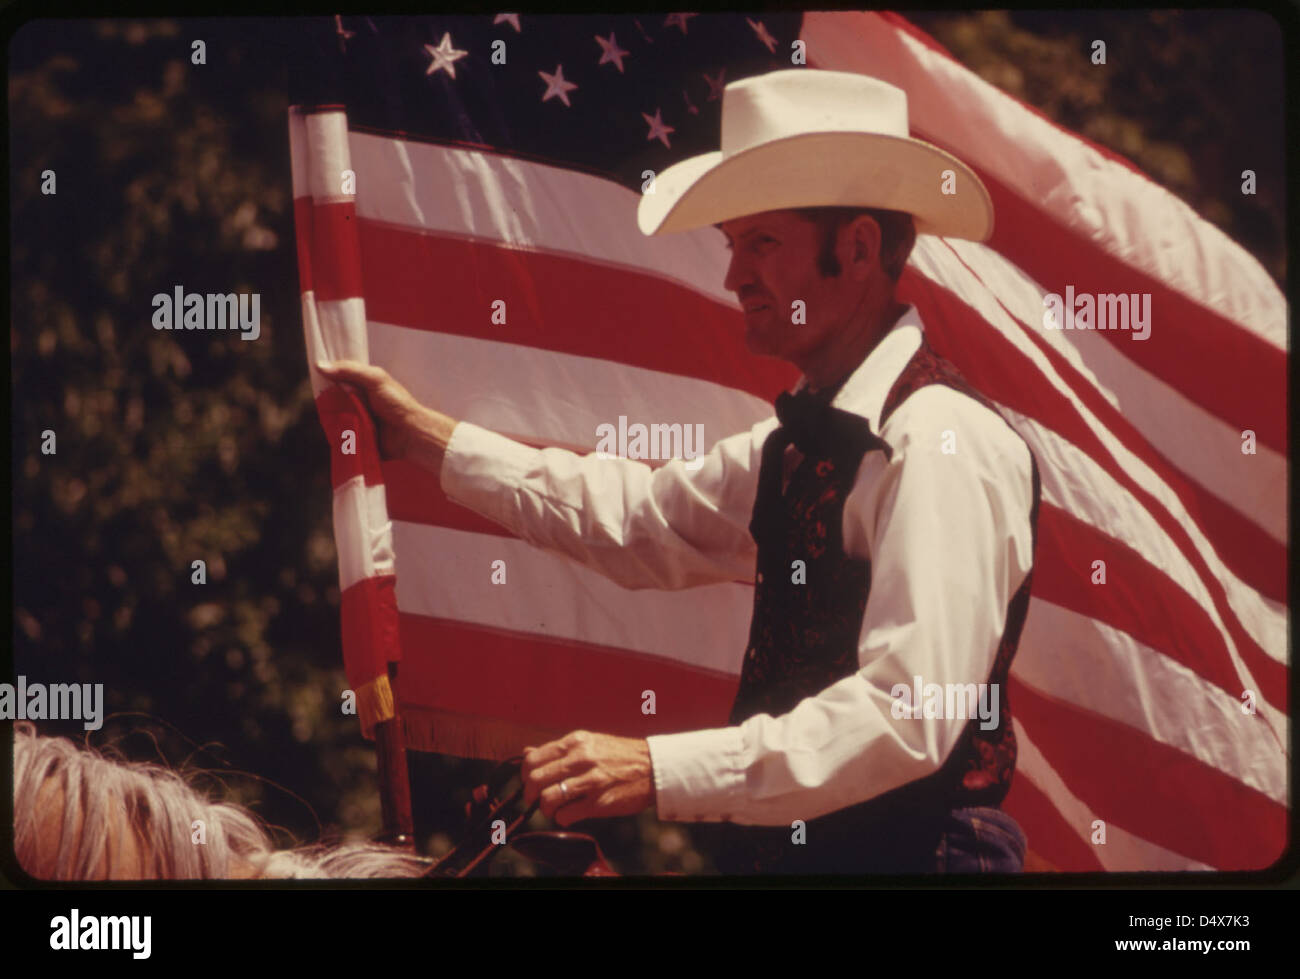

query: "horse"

left=11, top=721, right=430, bottom=880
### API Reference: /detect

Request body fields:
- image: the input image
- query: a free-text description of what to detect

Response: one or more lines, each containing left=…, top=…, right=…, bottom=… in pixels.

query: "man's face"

left=718, top=209, right=857, bottom=361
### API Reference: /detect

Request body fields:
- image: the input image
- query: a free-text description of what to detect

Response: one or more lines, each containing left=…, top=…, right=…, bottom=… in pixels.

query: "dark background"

left=7, top=11, right=1285, bottom=876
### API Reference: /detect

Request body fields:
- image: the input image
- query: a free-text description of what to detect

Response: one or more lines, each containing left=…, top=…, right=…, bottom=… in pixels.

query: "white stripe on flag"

left=303, top=295, right=371, bottom=398
left=334, top=477, right=396, bottom=592
left=348, top=131, right=735, bottom=306
left=305, top=111, right=356, bottom=205
left=366, top=319, right=773, bottom=451
left=1017, top=599, right=1285, bottom=803
left=392, top=522, right=751, bottom=675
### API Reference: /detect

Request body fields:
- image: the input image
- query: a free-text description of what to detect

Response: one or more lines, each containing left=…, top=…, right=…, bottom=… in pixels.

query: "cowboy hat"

left=637, top=69, right=993, bottom=241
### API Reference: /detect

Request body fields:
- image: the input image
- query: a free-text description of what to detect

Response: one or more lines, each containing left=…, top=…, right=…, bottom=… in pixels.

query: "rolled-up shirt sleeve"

left=646, top=387, right=1036, bottom=825
left=439, top=416, right=777, bottom=591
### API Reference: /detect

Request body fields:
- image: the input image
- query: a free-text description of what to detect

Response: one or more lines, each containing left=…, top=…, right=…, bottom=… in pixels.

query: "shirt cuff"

left=438, top=420, right=537, bottom=532
left=645, top=725, right=746, bottom=823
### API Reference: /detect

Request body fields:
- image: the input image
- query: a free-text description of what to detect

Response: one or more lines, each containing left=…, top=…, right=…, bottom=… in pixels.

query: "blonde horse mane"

left=12, top=722, right=429, bottom=880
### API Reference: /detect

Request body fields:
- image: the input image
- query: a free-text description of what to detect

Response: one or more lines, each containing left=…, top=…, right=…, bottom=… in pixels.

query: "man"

left=317, top=69, right=1039, bottom=874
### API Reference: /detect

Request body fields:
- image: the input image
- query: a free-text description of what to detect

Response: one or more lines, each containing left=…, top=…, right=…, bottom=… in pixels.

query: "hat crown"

left=720, top=69, right=910, bottom=157
left=636, top=68, right=993, bottom=242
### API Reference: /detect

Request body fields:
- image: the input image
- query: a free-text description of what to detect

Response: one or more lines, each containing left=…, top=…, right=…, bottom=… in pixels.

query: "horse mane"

left=12, top=722, right=429, bottom=880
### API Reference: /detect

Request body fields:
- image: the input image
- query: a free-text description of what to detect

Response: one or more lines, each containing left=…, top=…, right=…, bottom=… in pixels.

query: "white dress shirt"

left=438, top=305, right=1036, bottom=827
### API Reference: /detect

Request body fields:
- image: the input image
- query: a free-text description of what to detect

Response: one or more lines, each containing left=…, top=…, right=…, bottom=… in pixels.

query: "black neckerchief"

left=771, top=370, right=891, bottom=462
left=749, top=372, right=893, bottom=543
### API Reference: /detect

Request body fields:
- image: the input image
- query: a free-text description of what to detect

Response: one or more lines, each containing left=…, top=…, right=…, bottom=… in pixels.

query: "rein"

left=411, top=756, right=616, bottom=877
left=420, top=755, right=540, bottom=878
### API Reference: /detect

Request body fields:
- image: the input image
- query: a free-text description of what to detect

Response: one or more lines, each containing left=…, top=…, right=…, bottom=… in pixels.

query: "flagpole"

left=375, top=663, right=415, bottom=849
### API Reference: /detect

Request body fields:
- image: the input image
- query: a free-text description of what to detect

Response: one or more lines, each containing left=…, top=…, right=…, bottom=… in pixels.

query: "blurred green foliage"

left=8, top=12, right=1283, bottom=877
left=10, top=17, right=394, bottom=853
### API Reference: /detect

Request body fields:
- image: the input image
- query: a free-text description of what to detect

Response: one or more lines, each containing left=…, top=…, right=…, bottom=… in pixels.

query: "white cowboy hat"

left=637, top=68, right=993, bottom=241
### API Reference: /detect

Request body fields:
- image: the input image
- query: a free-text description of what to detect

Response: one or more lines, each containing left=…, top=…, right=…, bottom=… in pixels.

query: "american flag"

left=288, top=12, right=1286, bottom=872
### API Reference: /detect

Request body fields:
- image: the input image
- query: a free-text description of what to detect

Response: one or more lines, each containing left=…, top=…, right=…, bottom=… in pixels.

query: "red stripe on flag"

left=316, top=385, right=386, bottom=489
left=383, top=459, right=513, bottom=537
left=396, top=613, right=736, bottom=736
left=1000, top=768, right=1106, bottom=872
left=381, top=459, right=757, bottom=591
left=1011, top=680, right=1287, bottom=871
left=340, top=573, right=401, bottom=685
left=1034, top=505, right=1282, bottom=708
left=345, top=216, right=799, bottom=400
left=309, top=199, right=365, bottom=300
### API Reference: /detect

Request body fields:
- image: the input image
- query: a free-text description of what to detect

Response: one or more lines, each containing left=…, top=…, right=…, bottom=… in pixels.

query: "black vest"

left=703, top=342, right=1041, bottom=875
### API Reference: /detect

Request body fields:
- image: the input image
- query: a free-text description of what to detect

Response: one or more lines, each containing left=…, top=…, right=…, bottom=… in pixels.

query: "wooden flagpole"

left=374, top=662, right=415, bottom=848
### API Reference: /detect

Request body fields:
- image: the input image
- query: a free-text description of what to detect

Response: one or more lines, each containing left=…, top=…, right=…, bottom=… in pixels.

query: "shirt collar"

left=791, top=304, right=925, bottom=432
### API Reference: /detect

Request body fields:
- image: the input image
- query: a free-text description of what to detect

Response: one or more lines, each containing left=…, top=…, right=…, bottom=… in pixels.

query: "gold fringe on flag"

left=354, top=673, right=397, bottom=738
left=398, top=706, right=563, bottom=761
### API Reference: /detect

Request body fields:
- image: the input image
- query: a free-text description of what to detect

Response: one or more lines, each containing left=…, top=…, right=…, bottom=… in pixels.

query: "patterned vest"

left=704, top=341, right=1041, bottom=875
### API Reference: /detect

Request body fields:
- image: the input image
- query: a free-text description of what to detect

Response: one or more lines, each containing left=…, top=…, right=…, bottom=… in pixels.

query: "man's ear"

left=847, top=215, right=884, bottom=281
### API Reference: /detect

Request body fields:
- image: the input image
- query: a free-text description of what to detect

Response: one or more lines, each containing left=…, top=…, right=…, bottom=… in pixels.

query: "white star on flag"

left=703, top=69, right=726, bottom=101
left=642, top=108, right=675, bottom=148
left=664, top=13, right=697, bottom=34
left=424, top=33, right=468, bottom=78
left=747, top=18, right=778, bottom=53
left=539, top=64, right=578, bottom=107
left=494, top=14, right=521, bottom=32
left=595, top=33, right=630, bottom=73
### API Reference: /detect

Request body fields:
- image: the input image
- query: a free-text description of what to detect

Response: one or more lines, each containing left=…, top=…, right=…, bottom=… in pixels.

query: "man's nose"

left=723, top=250, right=753, bottom=296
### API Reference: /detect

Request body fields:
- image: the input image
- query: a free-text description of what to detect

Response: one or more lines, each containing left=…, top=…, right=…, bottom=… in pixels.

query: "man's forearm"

left=407, top=407, right=460, bottom=473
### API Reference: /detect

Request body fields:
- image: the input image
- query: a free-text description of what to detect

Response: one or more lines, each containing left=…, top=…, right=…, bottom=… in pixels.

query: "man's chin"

left=742, top=327, right=776, bottom=357
left=745, top=337, right=794, bottom=366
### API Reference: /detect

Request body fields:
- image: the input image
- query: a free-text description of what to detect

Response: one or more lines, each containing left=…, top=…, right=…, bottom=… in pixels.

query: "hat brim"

left=637, top=131, right=994, bottom=242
